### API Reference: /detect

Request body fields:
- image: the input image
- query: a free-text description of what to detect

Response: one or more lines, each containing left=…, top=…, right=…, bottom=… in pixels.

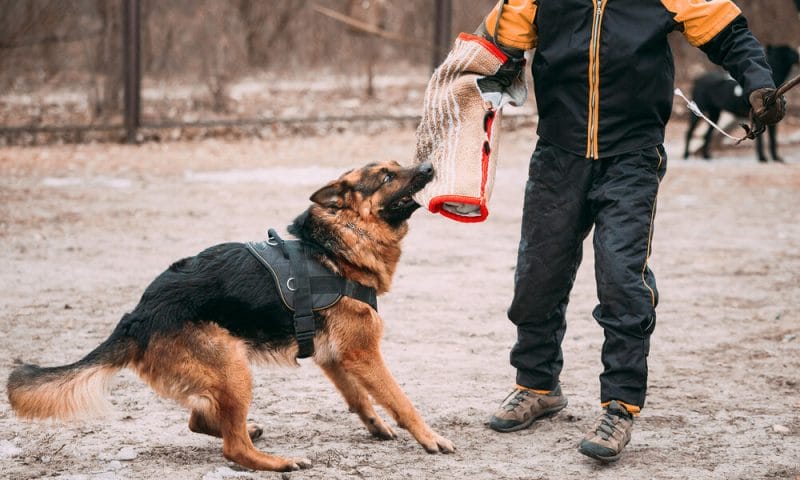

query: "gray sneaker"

left=578, top=400, right=635, bottom=462
left=488, top=384, right=568, bottom=432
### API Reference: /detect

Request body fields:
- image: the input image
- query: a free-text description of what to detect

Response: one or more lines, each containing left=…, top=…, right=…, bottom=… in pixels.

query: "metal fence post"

left=431, top=0, right=452, bottom=71
left=123, top=0, right=141, bottom=143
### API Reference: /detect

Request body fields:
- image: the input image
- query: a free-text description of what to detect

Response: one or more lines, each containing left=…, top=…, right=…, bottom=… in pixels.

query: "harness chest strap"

left=284, top=240, right=316, bottom=359
left=245, top=230, right=378, bottom=358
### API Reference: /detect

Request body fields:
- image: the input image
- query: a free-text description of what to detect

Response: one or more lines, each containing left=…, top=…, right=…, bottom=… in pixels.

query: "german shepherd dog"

left=7, top=160, right=454, bottom=472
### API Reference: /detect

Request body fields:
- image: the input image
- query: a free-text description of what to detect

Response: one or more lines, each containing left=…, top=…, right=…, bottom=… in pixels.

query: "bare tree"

left=0, top=0, right=65, bottom=82
left=85, top=0, right=122, bottom=121
left=199, top=2, right=249, bottom=113
left=347, top=0, right=387, bottom=97
left=235, top=0, right=308, bottom=69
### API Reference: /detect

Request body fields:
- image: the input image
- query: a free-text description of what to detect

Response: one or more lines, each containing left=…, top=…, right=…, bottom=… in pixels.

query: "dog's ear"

left=310, top=181, right=345, bottom=208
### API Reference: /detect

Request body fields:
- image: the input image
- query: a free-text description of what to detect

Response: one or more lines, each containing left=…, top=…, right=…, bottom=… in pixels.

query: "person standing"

left=471, top=0, right=786, bottom=462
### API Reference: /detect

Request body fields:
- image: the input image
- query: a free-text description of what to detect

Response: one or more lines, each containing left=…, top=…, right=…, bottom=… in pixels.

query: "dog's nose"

left=418, top=161, right=434, bottom=176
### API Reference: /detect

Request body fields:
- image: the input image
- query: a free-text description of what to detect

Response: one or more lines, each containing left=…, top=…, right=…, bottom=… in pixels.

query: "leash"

left=676, top=72, right=800, bottom=146
left=736, top=72, right=800, bottom=144
left=674, top=88, right=742, bottom=142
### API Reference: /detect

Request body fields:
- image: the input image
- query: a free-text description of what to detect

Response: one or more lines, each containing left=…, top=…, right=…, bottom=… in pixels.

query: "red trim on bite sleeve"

left=457, top=33, right=508, bottom=63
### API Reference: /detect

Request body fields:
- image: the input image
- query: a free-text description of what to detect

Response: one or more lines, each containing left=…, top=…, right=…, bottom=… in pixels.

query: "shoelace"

left=503, top=389, right=530, bottom=411
left=594, top=410, right=629, bottom=440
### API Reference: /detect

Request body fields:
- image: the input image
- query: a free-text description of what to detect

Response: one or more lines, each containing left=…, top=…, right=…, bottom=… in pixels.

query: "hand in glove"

left=476, top=52, right=525, bottom=96
left=473, top=22, right=527, bottom=108
left=748, top=87, right=787, bottom=129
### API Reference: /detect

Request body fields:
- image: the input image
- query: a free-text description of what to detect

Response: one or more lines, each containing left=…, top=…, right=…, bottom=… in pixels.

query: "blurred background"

left=1, top=0, right=799, bottom=145
left=1, top=6, right=800, bottom=477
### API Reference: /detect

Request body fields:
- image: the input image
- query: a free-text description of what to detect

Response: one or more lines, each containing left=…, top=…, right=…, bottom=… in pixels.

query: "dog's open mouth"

left=394, top=195, right=416, bottom=209
left=386, top=190, right=423, bottom=217
left=390, top=177, right=429, bottom=210
left=382, top=163, right=434, bottom=223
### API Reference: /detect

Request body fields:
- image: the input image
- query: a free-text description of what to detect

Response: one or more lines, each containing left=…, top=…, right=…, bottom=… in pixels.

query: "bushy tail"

left=7, top=334, right=136, bottom=420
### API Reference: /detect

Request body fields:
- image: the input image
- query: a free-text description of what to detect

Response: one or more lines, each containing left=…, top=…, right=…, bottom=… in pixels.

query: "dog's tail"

left=7, top=317, right=138, bottom=420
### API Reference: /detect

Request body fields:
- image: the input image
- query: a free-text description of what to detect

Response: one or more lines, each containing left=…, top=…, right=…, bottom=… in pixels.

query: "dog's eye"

left=382, top=173, right=395, bottom=184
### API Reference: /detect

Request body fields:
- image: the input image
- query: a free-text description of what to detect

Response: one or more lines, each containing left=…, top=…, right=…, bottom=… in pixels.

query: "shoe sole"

left=577, top=446, right=622, bottom=463
left=489, top=400, right=568, bottom=433
left=578, top=438, right=630, bottom=463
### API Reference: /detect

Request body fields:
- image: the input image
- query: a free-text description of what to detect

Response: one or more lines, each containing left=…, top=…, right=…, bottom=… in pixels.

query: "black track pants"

left=508, top=140, right=667, bottom=408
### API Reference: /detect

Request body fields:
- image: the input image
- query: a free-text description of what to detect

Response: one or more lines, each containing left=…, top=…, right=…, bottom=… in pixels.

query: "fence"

left=1, top=0, right=798, bottom=145
left=0, top=0, right=494, bottom=144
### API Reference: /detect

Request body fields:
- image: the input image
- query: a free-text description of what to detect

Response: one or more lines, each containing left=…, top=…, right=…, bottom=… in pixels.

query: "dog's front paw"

left=289, top=457, right=313, bottom=470
left=419, top=432, right=455, bottom=454
left=367, top=417, right=396, bottom=440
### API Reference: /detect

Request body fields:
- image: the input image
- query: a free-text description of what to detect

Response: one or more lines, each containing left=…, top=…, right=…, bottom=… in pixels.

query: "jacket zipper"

left=586, top=0, right=606, bottom=159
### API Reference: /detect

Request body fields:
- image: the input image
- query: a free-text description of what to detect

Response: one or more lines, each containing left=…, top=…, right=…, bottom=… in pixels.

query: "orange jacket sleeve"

left=661, top=0, right=742, bottom=46
left=483, top=0, right=538, bottom=50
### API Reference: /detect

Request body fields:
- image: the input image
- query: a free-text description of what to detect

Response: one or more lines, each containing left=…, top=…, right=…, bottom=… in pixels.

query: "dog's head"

left=309, top=161, right=434, bottom=227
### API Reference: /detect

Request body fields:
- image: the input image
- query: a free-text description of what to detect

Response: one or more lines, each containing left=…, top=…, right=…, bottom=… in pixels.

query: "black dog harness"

left=246, top=229, right=377, bottom=358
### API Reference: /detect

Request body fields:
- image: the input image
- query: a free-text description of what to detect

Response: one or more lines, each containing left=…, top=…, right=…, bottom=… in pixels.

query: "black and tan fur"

left=6, top=160, right=453, bottom=472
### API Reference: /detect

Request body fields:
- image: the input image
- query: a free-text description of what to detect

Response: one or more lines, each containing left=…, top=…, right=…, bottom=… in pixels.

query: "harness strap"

left=284, top=241, right=315, bottom=358
left=271, top=227, right=377, bottom=311
left=267, top=228, right=289, bottom=259
left=257, top=228, right=378, bottom=359
left=309, top=277, right=378, bottom=310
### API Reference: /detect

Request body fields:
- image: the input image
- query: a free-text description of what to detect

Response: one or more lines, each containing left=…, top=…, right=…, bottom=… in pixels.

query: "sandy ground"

left=0, top=127, right=799, bottom=480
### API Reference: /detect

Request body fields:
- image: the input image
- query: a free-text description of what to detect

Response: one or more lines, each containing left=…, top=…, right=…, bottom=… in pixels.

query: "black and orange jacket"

left=484, top=0, right=775, bottom=159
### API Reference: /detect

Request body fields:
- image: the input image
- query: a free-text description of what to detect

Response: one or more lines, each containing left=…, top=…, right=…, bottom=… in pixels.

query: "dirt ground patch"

left=1, top=128, right=799, bottom=479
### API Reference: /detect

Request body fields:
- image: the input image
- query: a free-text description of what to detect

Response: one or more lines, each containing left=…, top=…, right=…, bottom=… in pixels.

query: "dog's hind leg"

left=701, top=109, right=720, bottom=160
left=756, top=132, right=768, bottom=162
left=189, top=409, right=222, bottom=437
left=135, top=323, right=309, bottom=472
left=213, top=368, right=310, bottom=472
left=768, top=124, right=783, bottom=162
left=318, top=361, right=396, bottom=440
left=684, top=115, right=700, bottom=159
left=189, top=409, right=264, bottom=441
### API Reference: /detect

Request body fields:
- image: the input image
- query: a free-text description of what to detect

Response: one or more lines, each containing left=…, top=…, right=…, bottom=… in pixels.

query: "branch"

left=310, top=3, right=446, bottom=53
left=0, top=30, right=103, bottom=50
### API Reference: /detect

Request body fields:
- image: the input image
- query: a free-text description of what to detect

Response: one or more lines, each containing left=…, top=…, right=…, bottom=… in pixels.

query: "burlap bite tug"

left=414, top=33, right=526, bottom=222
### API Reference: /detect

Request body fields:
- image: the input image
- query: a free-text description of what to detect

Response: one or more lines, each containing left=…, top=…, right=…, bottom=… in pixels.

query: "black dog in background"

left=683, top=45, right=798, bottom=162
